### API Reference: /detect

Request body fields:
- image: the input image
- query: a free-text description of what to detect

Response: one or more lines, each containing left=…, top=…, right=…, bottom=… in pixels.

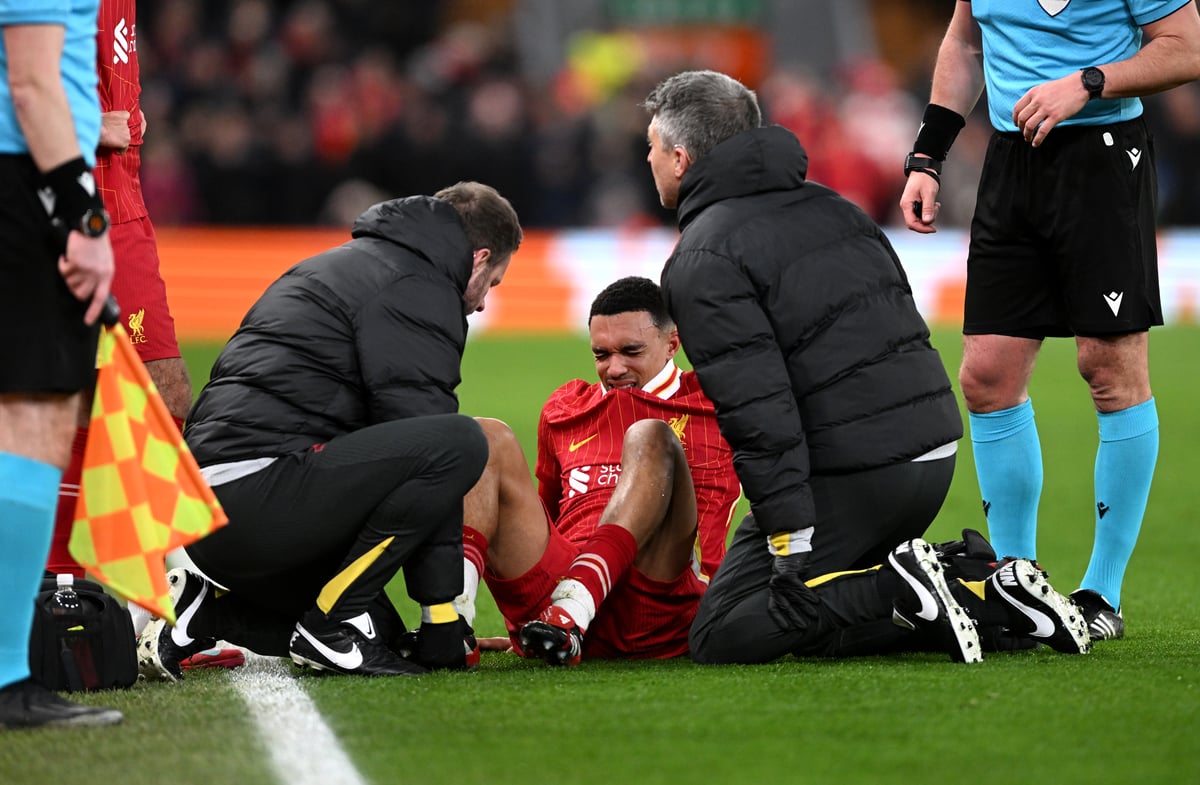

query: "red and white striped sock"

left=457, top=526, right=489, bottom=627
left=550, top=525, right=638, bottom=633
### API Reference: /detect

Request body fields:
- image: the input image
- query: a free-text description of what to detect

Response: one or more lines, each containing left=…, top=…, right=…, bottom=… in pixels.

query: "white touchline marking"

left=230, top=652, right=369, bottom=785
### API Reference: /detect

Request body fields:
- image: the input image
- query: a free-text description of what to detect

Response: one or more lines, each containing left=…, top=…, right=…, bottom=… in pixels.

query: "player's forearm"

left=929, top=18, right=985, bottom=120
left=1099, top=10, right=1200, bottom=98
left=3, top=25, right=85, bottom=172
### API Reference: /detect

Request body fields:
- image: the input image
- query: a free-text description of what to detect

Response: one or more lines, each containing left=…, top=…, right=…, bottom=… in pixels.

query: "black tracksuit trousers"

left=186, top=413, right=487, bottom=655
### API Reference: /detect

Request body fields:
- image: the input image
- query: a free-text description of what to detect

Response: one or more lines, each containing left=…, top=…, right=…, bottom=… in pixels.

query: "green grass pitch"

left=3, top=328, right=1198, bottom=785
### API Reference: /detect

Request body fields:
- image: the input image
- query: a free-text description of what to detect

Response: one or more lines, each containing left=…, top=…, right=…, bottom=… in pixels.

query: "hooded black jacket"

left=661, top=125, right=963, bottom=537
left=186, top=196, right=473, bottom=466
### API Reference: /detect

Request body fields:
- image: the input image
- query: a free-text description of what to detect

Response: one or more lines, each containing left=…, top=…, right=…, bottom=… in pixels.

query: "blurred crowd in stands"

left=135, top=0, right=1200, bottom=229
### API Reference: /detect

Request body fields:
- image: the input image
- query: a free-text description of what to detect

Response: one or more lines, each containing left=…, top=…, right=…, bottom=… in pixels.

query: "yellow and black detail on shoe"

left=317, top=536, right=395, bottom=614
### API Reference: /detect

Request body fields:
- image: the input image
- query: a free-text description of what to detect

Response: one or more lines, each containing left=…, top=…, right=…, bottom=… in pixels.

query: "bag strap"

left=58, top=639, right=85, bottom=693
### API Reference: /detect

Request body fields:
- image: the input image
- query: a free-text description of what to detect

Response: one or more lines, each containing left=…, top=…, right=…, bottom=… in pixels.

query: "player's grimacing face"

left=589, top=311, right=680, bottom=390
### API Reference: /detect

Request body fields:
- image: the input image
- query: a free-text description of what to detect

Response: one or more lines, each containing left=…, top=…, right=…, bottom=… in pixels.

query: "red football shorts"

left=109, top=215, right=181, bottom=362
left=486, top=521, right=706, bottom=660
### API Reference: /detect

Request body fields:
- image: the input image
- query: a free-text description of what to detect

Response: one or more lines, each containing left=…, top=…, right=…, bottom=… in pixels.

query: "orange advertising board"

left=154, top=227, right=1200, bottom=343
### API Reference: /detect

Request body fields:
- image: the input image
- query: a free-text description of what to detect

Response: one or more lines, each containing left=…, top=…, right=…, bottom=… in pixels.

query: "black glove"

left=399, top=615, right=480, bottom=671
left=932, top=528, right=999, bottom=582
left=767, top=550, right=822, bottom=632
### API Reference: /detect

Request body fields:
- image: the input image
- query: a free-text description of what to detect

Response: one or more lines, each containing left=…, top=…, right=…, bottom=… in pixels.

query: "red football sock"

left=562, top=525, right=638, bottom=610
left=48, top=427, right=88, bottom=577
left=463, top=525, right=489, bottom=577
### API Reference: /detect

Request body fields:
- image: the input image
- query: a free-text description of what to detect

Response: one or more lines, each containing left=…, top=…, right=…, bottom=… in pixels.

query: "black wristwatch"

left=1081, top=67, right=1105, bottom=101
left=79, top=207, right=110, bottom=238
left=903, top=153, right=943, bottom=183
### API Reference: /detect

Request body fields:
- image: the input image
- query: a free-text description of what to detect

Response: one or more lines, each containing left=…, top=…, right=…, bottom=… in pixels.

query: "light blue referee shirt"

left=970, top=0, right=1191, bottom=131
left=0, top=0, right=101, bottom=165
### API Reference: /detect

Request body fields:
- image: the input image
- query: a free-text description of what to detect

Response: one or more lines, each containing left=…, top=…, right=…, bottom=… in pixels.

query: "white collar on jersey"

left=601, top=360, right=681, bottom=400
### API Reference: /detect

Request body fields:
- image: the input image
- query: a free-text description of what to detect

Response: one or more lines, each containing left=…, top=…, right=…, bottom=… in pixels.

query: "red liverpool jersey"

left=536, top=364, right=741, bottom=580
left=95, top=0, right=147, bottom=223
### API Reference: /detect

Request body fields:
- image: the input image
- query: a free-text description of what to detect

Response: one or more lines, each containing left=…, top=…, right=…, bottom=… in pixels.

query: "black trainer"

left=1070, top=589, right=1125, bottom=641
left=518, top=605, right=584, bottom=667
left=290, top=610, right=428, bottom=676
left=0, top=678, right=123, bottom=729
left=137, top=568, right=218, bottom=681
left=887, top=538, right=983, bottom=663
left=987, top=560, right=1091, bottom=654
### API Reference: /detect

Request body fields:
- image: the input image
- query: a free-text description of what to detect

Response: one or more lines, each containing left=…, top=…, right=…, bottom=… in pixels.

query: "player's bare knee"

left=474, top=417, right=525, bottom=466
left=621, top=419, right=681, bottom=465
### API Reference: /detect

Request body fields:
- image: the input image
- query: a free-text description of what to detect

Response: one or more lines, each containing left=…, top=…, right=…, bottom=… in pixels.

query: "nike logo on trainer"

left=1103, top=291, right=1123, bottom=316
left=295, top=625, right=364, bottom=671
left=991, top=569, right=1056, bottom=638
left=343, top=611, right=377, bottom=640
left=568, top=434, right=599, bottom=452
left=1127, top=148, right=1142, bottom=170
left=887, top=547, right=939, bottom=622
left=170, top=577, right=204, bottom=647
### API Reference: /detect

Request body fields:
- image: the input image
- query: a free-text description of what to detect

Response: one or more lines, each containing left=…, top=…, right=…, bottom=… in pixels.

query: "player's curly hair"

left=588, top=276, right=672, bottom=330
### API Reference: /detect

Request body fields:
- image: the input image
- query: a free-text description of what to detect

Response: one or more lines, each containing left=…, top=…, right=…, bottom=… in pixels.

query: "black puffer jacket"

left=186, top=196, right=473, bottom=465
left=661, top=125, right=963, bottom=536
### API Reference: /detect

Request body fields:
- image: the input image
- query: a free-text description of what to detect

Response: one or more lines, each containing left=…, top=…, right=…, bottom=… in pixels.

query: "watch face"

left=1083, top=68, right=1105, bottom=95
left=82, top=209, right=109, bottom=237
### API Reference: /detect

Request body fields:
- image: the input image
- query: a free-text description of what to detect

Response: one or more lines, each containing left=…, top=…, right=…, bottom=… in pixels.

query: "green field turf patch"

left=5, top=329, right=1197, bottom=785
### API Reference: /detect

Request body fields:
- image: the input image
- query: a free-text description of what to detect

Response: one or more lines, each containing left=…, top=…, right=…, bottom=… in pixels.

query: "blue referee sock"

left=0, top=452, right=61, bottom=689
left=1080, top=398, right=1159, bottom=610
left=968, top=400, right=1042, bottom=561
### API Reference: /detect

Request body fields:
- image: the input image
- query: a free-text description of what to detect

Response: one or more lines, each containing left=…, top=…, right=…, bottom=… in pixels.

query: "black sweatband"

left=912, top=104, right=966, bottom=161
left=39, top=156, right=106, bottom=234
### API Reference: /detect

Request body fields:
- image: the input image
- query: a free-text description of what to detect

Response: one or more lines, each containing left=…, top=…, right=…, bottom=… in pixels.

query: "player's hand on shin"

left=59, top=231, right=115, bottom=326
left=1013, top=74, right=1089, bottom=148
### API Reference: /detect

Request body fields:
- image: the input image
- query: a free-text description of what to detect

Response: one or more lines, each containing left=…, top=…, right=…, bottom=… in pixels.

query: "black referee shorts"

left=0, top=154, right=98, bottom=394
left=965, top=117, right=1162, bottom=338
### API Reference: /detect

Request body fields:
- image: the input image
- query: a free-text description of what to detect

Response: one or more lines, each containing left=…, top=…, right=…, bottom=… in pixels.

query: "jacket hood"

left=351, top=195, right=472, bottom=290
left=676, top=125, right=809, bottom=230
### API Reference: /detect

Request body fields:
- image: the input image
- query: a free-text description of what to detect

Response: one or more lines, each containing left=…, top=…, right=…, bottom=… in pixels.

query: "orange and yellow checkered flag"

left=69, top=319, right=227, bottom=624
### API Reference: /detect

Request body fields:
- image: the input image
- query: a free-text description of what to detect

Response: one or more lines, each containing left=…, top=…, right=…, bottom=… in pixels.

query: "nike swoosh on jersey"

left=990, top=579, right=1056, bottom=638
left=887, top=550, right=939, bottom=621
left=296, top=625, right=365, bottom=670
left=568, top=434, right=599, bottom=452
